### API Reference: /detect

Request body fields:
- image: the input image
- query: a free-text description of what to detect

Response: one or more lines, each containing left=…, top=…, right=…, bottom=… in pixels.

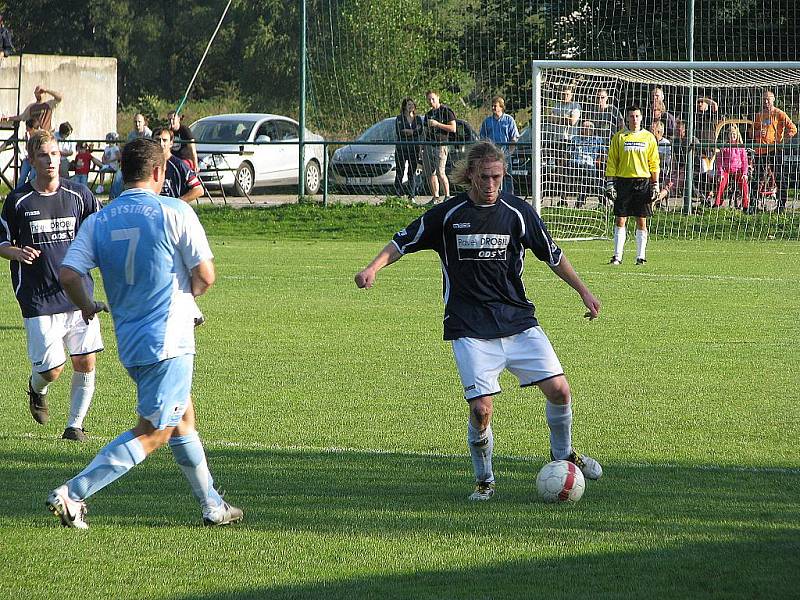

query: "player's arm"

left=548, top=254, right=601, bottom=320
left=59, top=266, right=108, bottom=324
left=0, top=243, right=40, bottom=264
left=355, top=242, right=403, bottom=289
left=191, top=259, right=215, bottom=297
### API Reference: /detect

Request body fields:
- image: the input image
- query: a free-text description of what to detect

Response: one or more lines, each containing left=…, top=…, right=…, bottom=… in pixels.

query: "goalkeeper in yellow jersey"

left=604, top=105, right=660, bottom=265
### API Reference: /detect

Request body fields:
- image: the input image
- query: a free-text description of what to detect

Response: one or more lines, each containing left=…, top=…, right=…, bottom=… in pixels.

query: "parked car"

left=192, top=113, right=325, bottom=196
left=330, top=117, right=479, bottom=192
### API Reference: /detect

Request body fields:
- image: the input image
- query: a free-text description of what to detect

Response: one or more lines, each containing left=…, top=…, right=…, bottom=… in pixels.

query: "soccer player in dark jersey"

left=605, top=105, right=660, bottom=265
left=355, top=140, right=603, bottom=501
left=154, top=127, right=203, bottom=203
left=0, top=130, right=102, bottom=441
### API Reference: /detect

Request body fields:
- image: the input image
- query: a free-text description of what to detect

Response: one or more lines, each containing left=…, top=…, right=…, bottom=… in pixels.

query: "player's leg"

left=24, top=314, right=70, bottom=425
left=507, top=326, right=602, bottom=481
left=634, top=181, right=652, bottom=265
left=438, top=146, right=450, bottom=198
left=46, top=356, right=191, bottom=528
left=452, top=337, right=504, bottom=500
left=635, top=216, right=649, bottom=264
left=168, top=399, right=243, bottom=526
left=611, top=179, right=629, bottom=264
left=63, top=311, right=103, bottom=441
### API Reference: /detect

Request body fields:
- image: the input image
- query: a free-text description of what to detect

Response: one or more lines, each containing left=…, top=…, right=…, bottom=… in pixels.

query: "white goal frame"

left=531, top=60, right=800, bottom=216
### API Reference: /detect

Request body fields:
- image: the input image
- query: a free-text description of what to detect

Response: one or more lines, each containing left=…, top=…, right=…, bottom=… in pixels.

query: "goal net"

left=529, top=61, right=800, bottom=241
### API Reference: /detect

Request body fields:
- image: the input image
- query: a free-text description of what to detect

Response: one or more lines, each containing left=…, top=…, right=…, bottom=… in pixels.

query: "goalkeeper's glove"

left=604, top=179, right=617, bottom=201
left=651, top=181, right=660, bottom=202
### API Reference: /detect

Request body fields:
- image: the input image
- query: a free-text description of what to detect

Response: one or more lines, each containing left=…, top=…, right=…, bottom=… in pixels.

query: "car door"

left=251, top=119, right=285, bottom=183
left=272, top=120, right=300, bottom=184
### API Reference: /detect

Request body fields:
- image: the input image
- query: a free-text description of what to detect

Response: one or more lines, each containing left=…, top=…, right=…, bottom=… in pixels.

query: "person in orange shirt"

left=753, top=90, right=797, bottom=213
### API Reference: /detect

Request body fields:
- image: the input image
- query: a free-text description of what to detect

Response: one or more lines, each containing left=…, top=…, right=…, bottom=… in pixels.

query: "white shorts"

left=24, top=311, right=104, bottom=373
left=451, top=326, right=563, bottom=401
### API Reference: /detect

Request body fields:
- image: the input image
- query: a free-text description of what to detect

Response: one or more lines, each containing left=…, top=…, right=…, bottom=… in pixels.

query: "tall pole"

left=684, top=0, right=696, bottom=214
left=298, top=0, right=307, bottom=199
left=532, top=65, right=542, bottom=214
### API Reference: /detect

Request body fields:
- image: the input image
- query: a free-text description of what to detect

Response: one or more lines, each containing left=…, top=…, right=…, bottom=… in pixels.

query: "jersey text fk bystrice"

left=0, top=180, right=100, bottom=318
left=392, top=192, right=562, bottom=340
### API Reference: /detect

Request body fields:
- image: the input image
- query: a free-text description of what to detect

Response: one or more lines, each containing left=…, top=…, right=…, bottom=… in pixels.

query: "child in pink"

left=714, top=125, right=749, bottom=209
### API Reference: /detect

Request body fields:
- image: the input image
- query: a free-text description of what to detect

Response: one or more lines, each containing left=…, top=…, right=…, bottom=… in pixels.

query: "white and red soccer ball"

left=536, top=460, right=585, bottom=503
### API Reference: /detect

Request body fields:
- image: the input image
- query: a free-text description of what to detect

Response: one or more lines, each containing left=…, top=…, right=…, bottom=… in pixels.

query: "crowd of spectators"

left=541, top=83, right=798, bottom=213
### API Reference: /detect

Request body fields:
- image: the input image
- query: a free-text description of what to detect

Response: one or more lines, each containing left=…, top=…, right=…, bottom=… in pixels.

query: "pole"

left=175, top=0, right=233, bottom=116
left=684, top=0, right=696, bottom=214
left=532, top=65, right=542, bottom=214
left=298, top=0, right=307, bottom=199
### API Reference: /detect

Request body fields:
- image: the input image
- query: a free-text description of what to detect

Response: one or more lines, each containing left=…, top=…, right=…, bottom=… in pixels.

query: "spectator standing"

left=479, top=95, right=520, bottom=194
left=583, top=88, right=624, bottom=138
left=168, top=111, right=198, bottom=170
left=694, top=97, right=719, bottom=143
left=422, top=91, right=457, bottom=205
left=16, top=118, right=42, bottom=190
left=752, top=89, right=797, bottom=213
left=605, top=105, right=660, bottom=266
left=55, top=122, right=76, bottom=179
left=0, top=130, right=102, bottom=442
left=72, top=142, right=97, bottom=187
left=127, top=113, right=152, bottom=141
left=646, top=87, right=676, bottom=139
left=714, top=124, right=750, bottom=210
left=548, top=85, right=582, bottom=203
left=0, top=14, right=14, bottom=57
left=3, top=85, right=62, bottom=132
left=394, top=97, right=423, bottom=201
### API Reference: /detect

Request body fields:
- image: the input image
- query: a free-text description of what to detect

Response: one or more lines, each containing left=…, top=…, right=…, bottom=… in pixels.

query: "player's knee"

left=470, top=397, right=493, bottom=427
left=545, top=382, right=571, bottom=405
left=71, top=354, right=95, bottom=373
left=41, top=364, right=64, bottom=382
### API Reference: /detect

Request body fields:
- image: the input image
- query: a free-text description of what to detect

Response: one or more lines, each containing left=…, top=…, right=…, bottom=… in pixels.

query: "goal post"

left=530, top=60, right=800, bottom=241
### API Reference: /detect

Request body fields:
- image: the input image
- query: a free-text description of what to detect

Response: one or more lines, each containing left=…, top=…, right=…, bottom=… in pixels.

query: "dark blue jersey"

left=1, top=180, right=100, bottom=318
left=162, top=155, right=201, bottom=199
left=392, top=191, right=563, bottom=340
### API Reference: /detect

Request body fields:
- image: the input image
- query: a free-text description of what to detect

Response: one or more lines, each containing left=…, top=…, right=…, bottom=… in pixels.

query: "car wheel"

left=304, top=160, right=321, bottom=195
left=233, top=163, right=254, bottom=197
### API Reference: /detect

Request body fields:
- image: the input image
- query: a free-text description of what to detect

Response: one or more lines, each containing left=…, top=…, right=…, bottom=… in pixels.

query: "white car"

left=192, top=113, right=325, bottom=196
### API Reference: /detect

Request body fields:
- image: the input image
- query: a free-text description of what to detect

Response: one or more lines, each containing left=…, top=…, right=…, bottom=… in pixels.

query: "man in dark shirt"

left=355, top=140, right=603, bottom=501
left=0, top=130, right=102, bottom=442
left=168, top=111, right=198, bottom=170
left=154, top=127, right=203, bottom=203
left=0, top=14, right=14, bottom=57
left=422, top=90, right=457, bottom=204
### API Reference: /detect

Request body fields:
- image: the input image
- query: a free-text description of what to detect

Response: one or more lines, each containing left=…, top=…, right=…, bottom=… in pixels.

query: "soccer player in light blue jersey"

left=46, top=138, right=242, bottom=529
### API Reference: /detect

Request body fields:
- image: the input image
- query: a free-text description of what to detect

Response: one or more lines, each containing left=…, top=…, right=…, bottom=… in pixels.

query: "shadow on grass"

left=1, top=445, right=798, bottom=598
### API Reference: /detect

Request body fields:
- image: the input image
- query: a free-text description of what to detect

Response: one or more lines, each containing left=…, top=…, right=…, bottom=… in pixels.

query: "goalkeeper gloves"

left=651, top=181, right=660, bottom=202
left=604, top=180, right=617, bottom=201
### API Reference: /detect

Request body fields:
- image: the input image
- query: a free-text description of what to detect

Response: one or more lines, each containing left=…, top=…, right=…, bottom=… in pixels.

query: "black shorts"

left=614, top=178, right=653, bottom=217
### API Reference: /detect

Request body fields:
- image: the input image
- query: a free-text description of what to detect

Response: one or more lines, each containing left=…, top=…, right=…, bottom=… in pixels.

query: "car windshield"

left=357, top=120, right=396, bottom=142
left=192, top=119, right=257, bottom=143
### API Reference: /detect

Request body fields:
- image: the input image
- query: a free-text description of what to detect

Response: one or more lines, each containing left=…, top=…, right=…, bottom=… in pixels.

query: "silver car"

left=330, top=117, right=479, bottom=192
left=192, top=113, right=325, bottom=196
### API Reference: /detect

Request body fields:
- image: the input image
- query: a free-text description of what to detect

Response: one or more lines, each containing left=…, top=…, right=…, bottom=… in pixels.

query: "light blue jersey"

left=62, top=188, right=212, bottom=367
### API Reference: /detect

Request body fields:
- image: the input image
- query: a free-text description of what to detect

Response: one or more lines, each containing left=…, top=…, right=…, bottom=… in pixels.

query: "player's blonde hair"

left=451, top=140, right=507, bottom=187
left=26, top=129, right=56, bottom=159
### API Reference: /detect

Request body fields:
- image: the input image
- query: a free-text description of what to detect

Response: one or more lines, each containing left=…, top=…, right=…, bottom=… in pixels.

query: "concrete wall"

left=0, top=53, right=117, bottom=148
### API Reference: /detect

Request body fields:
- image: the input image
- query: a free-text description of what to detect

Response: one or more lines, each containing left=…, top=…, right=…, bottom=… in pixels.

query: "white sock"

left=31, top=370, right=49, bottom=395
left=68, top=370, right=95, bottom=429
left=635, top=229, right=648, bottom=260
left=546, top=400, right=573, bottom=460
left=467, top=421, right=495, bottom=484
left=613, top=226, right=626, bottom=259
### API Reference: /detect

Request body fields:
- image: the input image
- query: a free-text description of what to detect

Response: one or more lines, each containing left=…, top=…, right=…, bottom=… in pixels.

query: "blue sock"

left=467, top=421, right=495, bottom=484
left=67, top=430, right=146, bottom=500
left=169, top=431, right=223, bottom=511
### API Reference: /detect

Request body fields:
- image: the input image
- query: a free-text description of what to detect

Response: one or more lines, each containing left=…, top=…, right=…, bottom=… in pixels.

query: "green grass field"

left=1, top=206, right=798, bottom=599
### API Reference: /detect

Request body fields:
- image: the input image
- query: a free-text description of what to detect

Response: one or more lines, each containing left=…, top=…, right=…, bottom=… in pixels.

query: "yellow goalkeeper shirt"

left=605, top=128, right=660, bottom=179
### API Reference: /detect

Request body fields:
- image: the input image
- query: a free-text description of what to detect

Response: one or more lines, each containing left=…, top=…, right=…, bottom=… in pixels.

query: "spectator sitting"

left=55, top=122, right=75, bottom=179
left=96, top=132, right=121, bottom=194
left=650, top=121, right=672, bottom=207
left=714, top=124, right=750, bottom=210
left=71, top=142, right=99, bottom=187
left=568, top=120, right=606, bottom=208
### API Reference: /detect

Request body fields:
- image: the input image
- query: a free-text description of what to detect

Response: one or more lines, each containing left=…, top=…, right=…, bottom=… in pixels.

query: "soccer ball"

left=536, top=460, right=585, bottom=503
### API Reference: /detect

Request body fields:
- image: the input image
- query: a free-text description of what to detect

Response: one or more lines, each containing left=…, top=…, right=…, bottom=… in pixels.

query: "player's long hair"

left=451, top=140, right=507, bottom=187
